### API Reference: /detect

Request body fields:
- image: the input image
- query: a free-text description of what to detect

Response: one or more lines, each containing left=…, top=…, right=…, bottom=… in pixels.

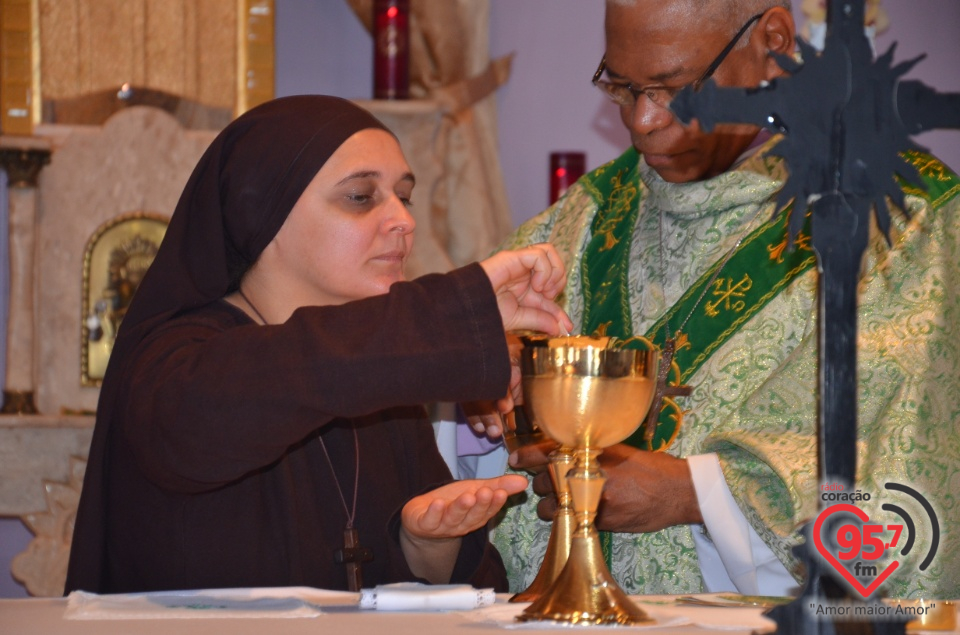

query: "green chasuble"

left=493, top=137, right=960, bottom=598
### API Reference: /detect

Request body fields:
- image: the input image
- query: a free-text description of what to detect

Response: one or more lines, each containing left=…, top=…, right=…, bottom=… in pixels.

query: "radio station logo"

left=813, top=482, right=940, bottom=599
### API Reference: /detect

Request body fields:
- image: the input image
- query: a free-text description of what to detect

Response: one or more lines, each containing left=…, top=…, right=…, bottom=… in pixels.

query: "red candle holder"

left=550, top=152, right=586, bottom=204
left=373, top=0, right=410, bottom=100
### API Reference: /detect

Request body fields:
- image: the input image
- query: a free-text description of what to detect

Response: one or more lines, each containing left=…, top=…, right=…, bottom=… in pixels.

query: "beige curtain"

left=346, top=0, right=514, bottom=271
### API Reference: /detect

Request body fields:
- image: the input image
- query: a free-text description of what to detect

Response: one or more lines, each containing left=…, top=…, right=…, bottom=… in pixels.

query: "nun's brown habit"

left=65, top=96, right=512, bottom=594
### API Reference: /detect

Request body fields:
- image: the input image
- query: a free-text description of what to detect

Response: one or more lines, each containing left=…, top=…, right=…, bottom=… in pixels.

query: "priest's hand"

left=399, top=475, right=528, bottom=583
left=480, top=244, right=574, bottom=337
left=511, top=442, right=703, bottom=533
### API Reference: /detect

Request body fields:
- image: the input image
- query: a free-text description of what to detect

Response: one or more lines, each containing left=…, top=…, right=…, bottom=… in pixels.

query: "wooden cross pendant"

left=333, top=527, right=373, bottom=592
left=643, top=337, right=693, bottom=445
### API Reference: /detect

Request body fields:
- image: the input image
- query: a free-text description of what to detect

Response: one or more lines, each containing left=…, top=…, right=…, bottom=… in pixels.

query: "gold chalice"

left=516, top=337, right=659, bottom=625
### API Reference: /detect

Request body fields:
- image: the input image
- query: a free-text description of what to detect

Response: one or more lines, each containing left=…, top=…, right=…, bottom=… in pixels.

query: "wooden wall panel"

left=36, top=0, right=248, bottom=113
left=194, top=0, right=236, bottom=110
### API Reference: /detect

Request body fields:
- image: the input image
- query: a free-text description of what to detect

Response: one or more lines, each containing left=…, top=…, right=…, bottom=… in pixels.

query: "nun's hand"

left=401, top=475, right=527, bottom=540
left=480, top=245, right=573, bottom=336
left=399, top=475, right=528, bottom=583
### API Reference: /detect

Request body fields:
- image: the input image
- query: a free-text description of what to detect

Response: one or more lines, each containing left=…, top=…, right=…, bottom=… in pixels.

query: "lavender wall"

left=0, top=0, right=956, bottom=598
left=873, top=2, right=960, bottom=171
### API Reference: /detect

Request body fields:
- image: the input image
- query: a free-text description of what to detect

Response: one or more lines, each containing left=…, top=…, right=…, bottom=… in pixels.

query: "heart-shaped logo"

left=813, top=503, right=900, bottom=598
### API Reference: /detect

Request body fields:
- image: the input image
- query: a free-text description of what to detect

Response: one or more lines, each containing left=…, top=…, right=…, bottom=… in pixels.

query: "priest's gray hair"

left=607, top=0, right=792, bottom=43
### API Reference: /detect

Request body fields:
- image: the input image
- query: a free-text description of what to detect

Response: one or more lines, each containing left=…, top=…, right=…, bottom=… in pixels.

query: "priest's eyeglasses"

left=592, top=12, right=765, bottom=109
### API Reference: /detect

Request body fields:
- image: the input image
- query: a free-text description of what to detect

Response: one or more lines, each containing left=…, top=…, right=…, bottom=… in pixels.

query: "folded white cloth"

left=359, top=583, right=495, bottom=611
left=64, top=586, right=354, bottom=619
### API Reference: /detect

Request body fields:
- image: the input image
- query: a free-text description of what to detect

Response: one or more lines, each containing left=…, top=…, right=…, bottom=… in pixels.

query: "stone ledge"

left=0, top=416, right=93, bottom=516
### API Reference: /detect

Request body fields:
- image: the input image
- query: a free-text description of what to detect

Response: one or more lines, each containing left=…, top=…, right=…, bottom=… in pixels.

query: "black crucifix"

left=671, top=1, right=960, bottom=633
left=333, top=527, right=373, bottom=592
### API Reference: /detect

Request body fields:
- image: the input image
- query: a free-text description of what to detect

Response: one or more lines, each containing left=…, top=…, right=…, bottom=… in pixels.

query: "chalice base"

left=509, top=506, right=575, bottom=603
left=517, top=533, right=654, bottom=625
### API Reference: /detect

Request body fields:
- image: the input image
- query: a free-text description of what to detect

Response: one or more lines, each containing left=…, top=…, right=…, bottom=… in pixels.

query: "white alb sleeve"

left=687, top=453, right=798, bottom=595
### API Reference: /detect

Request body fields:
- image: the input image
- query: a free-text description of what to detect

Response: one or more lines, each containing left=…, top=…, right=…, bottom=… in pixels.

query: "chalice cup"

left=516, top=339, right=659, bottom=625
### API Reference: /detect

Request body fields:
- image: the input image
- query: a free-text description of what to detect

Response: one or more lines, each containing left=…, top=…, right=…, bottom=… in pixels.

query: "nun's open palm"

left=398, top=475, right=527, bottom=583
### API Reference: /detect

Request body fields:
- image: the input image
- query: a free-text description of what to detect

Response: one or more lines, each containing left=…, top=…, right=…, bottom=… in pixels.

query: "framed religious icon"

left=81, top=212, right=169, bottom=387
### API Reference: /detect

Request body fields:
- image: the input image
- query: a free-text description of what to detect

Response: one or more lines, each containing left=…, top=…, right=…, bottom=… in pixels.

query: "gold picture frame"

left=81, top=212, right=168, bottom=387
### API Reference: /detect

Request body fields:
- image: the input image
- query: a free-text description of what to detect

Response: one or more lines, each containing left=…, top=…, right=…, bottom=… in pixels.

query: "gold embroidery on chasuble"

left=594, top=322, right=612, bottom=338
left=594, top=174, right=638, bottom=252
left=593, top=279, right=614, bottom=307
left=705, top=273, right=754, bottom=317
left=768, top=229, right=812, bottom=263
left=898, top=151, right=960, bottom=210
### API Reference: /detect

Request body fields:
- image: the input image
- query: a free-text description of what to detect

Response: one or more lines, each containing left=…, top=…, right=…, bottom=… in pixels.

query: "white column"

left=0, top=138, right=51, bottom=414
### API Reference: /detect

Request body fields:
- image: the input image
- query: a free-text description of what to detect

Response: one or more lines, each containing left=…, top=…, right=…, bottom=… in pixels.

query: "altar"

left=0, top=593, right=782, bottom=635
left=2, top=591, right=957, bottom=635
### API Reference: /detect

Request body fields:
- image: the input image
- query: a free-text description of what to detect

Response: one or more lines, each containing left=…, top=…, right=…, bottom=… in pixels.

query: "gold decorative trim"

left=236, top=0, right=275, bottom=117
left=81, top=212, right=169, bottom=387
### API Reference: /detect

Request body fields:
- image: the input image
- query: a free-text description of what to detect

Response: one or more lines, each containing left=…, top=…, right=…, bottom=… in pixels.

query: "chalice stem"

left=569, top=448, right=603, bottom=530
left=510, top=447, right=576, bottom=603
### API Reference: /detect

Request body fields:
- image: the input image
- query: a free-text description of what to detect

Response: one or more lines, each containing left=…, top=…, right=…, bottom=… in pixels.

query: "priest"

left=492, top=0, right=960, bottom=599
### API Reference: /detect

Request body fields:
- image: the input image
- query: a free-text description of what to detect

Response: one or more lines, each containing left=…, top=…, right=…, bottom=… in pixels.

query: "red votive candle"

left=373, top=0, right=410, bottom=99
left=550, top=152, right=586, bottom=204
